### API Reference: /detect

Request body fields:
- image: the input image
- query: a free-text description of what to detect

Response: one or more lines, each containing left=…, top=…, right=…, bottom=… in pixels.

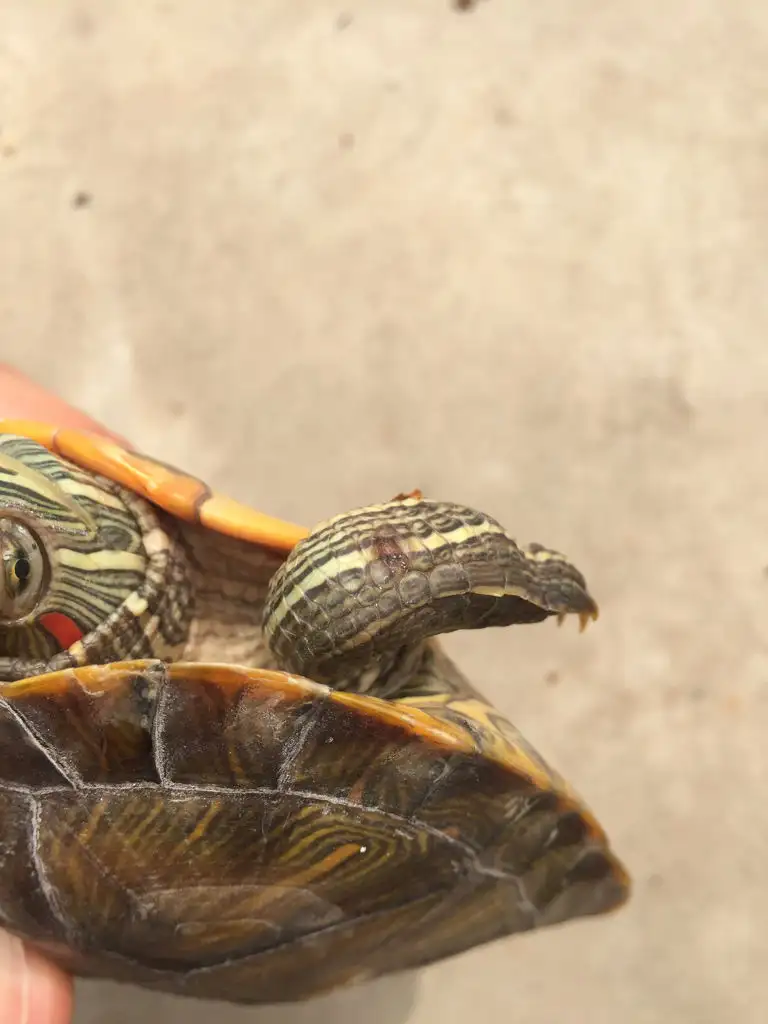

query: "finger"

left=0, top=367, right=108, bottom=1023
left=0, top=932, right=73, bottom=1024
left=0, top=364, right=129, bottom=444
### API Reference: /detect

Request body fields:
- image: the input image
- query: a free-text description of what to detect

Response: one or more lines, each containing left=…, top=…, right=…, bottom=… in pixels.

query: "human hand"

left=0, top=364, right=123, bottom=1024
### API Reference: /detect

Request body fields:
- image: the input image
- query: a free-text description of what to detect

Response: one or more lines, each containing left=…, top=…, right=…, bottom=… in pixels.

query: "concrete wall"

left=1, top=3, right=765, bottom=1022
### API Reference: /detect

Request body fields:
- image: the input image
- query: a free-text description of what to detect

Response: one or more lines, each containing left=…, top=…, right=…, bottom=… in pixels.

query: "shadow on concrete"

left=73, top=973, right=419, bottom=1024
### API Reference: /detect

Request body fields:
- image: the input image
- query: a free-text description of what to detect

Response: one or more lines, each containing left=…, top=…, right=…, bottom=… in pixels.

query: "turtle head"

left=0, top=435, right=150, bottom=676
left=263, top=496, right=598, bottom=696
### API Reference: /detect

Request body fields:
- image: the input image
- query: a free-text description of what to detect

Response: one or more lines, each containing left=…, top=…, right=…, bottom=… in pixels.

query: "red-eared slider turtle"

left=0, top=420, right=629, bottom=1005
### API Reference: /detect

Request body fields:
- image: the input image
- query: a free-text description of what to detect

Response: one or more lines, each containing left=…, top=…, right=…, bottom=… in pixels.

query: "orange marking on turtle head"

left=39, top=612, right=84, bottom=651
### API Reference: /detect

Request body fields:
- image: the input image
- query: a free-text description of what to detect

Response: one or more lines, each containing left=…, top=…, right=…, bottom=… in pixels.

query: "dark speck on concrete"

left=494, top=106, right=516, bottom=127
left=72, top=191, right=93, bottom=209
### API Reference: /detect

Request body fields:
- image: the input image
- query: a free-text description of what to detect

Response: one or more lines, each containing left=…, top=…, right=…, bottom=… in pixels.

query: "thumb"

left=0, top=932, right=73, bottom=1024
left=0, top=364, right=130, bottom=446
left=0, top=365, right=98, bottom=1023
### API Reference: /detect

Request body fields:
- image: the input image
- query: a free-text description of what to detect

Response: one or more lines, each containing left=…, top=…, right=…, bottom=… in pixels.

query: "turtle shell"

left=0, top=419, right=309, bottom=551
left=0, top=420, right=630, bottom=1005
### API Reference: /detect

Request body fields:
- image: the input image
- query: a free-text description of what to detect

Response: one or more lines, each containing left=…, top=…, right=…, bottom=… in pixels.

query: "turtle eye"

left=0, top=520, right=47, bottom=621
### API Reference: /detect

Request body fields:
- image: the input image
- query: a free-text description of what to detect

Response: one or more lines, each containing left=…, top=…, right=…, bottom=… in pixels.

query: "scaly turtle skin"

left=0, top=420, right=629, bottom=1005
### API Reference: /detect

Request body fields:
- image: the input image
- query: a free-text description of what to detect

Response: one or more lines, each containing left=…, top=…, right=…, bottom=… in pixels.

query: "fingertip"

left=0, top=934, right=74, bottom=1024
left=0, top=364, right=130, bottom=446
left=23, top=948, right=75, bottom=1024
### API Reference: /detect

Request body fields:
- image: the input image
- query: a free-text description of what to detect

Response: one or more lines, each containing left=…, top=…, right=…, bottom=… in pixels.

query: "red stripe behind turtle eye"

left=39, top=612, right=84, bottom=651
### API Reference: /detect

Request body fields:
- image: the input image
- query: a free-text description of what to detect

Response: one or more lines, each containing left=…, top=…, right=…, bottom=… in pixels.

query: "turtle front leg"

left=262, top=496, right=597, bottom=699
left=0, top=650, right=86, bottom=682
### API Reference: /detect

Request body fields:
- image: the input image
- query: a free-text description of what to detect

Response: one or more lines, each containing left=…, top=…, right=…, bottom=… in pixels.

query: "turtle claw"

left=556, top=607, right=599, bottom=632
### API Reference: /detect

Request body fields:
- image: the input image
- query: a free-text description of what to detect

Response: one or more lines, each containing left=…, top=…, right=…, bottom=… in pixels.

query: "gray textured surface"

left=1, top=2, right=766, bottom=1022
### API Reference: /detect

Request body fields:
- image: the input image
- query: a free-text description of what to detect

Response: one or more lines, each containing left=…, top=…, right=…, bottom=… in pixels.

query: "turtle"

left=0, top=419, right=630, bottom=1006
